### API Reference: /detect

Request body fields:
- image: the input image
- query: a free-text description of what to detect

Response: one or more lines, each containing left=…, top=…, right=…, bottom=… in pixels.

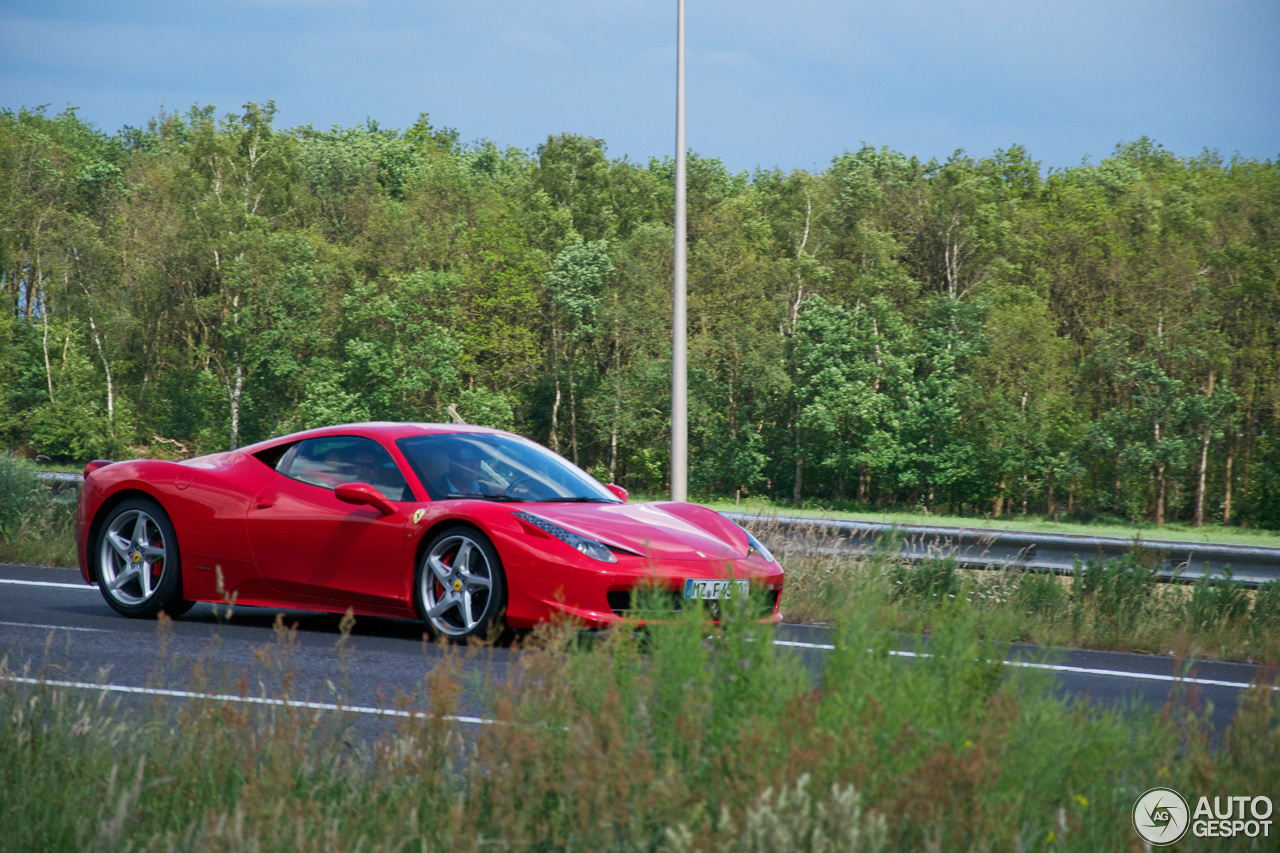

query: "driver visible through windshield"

left=397, top=432, right=620, bottom=504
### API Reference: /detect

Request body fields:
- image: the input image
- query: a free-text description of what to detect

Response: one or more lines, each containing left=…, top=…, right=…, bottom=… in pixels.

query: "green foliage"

left=144, top=368, right=227, bottom=456
left=1013, top=569, right=1067, bottom=617
left=455, top=387, right=514, bottom=431
left=793, top=296, right=913, bottom=499
left=10, top=584, right=1273, bottom=851
left=1072, top=554, right=1157, bottom=630
left=0, top=104, right=1277, bottom=530
left=888, top=556, right=960, bottom=603
left=0, top=320, right=49, bottom=445
left=299, top=370, right=370, bottom=429
left=0, top=453, right=36, bottom=540
left=1183, top=569, right=1250, bottom=629
left=547, top=237, right=613, bottom=337
left=1239, top=435, right=1280, bottom=529
left=23, top=335, right=128, bottom=461
left=770, top=531, right=1280, bottom=662
left=26, top=398, right=114, bottom=461
left=0, top=454, right=77, bottom=565
left=535, top=134, right=615, bottom=242
left=337, top=271, right=462, bottom=422
left=1251, top=580, right=1280, bottom=629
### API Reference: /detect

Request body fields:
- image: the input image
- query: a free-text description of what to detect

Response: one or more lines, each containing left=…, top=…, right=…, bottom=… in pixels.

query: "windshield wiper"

left=534, top=496, right=618, bottom=503
left=445, top=493, right=523, bottom=502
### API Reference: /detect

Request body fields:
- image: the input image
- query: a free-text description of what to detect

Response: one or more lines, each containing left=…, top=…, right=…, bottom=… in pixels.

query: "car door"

left=247, top=435, right=413, bottom=609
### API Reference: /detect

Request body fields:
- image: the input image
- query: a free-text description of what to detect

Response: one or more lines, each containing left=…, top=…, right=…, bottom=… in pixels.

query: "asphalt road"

left=1, top=563, right=1271, bottom=738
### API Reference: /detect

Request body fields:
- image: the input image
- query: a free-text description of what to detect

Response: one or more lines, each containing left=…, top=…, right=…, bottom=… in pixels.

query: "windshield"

left=396, top=432, right=619, bottom=503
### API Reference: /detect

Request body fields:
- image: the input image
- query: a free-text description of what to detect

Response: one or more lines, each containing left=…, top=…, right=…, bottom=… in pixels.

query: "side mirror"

left=605, top=483, right=628, bottom=503
left=335, top=482, right=397, bottom=516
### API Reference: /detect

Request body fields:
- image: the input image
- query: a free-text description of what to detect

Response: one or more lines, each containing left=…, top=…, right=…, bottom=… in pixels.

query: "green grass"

left=700, top=496, right=1280, bottom=548
left=3, top=597, right=1276, bottom=851
left=29, top=460, right=86, bottom=474
left=776, top=544, right=1280, bottom=663
left=0, top=454, right=78, bottom=567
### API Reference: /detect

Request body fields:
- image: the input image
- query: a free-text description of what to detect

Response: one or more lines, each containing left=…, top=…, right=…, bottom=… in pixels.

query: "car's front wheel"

left=95, top=497, right=192, bottom=618
left=415, top=526, right=507, bottom=642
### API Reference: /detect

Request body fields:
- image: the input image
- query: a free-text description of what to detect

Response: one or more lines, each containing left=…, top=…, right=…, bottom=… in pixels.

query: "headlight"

left=514, top=512, right=617, bottom=563
left=740, top=526, right=775, bottom=563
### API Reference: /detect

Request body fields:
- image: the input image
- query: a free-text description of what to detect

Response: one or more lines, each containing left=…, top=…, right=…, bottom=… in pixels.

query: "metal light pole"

left=671, top=0, right=688, bottom=502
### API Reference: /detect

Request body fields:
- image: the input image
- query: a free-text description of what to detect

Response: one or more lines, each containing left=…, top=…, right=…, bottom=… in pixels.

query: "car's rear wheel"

left=415, top=526, right=507, bottom=642
left=96, top=497, right=192, bottom=618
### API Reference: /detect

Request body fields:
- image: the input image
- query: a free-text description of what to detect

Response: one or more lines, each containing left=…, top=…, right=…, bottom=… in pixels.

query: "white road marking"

left=0, top=579, right=95, bottom=590
left=771, top=639, right=838, bottom=651
left=996, top=658, right=1275, bottom=691
left=4, top=575, right=1266, bottom=695
left=0, top=675, right=496, bottom=726
left=770, top=638, right=1276, bottom=691
left=0, top=620, right=109, bottom=633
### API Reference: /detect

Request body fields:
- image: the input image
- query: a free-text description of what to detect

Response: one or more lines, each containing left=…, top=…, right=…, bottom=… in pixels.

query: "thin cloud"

left=1, top=1, right=1275, bottom=171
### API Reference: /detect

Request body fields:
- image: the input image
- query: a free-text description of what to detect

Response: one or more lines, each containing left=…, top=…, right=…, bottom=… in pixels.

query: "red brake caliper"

left=150, top=532, right=164, bottom=583
left=435, top=551, right=454, bottom=599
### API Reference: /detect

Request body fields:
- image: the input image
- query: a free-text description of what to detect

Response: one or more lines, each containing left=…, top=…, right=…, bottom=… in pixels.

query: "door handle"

left=256, top=499, right=275, bottom=509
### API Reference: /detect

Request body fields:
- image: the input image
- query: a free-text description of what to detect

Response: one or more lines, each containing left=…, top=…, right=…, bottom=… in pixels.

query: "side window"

left=282, top=436, right=411, bottom=501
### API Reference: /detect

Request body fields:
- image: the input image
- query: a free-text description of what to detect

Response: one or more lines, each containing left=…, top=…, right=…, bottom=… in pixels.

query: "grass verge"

left=0, top=453, right=77, bottom=567
left=3, top=598, right=1277, bottom=851
left=775, top=526, right=1280, bottom=663
left=699, top=497, right=1280, bottom=549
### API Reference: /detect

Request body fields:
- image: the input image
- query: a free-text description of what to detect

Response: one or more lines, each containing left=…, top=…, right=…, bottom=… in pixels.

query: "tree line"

left=1, top=103, right=1277, bottom=527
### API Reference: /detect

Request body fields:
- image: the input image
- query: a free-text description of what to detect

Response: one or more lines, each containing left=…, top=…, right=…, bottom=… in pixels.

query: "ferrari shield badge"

left=412, top=509, right=426, bottom=524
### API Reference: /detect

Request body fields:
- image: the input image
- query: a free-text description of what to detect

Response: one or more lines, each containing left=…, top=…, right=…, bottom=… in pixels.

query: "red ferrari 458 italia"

left=76, top=423, right=783, bottom=639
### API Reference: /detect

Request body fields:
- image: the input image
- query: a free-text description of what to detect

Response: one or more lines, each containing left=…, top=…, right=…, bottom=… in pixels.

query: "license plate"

left=683, top=579, right=750, bottom=600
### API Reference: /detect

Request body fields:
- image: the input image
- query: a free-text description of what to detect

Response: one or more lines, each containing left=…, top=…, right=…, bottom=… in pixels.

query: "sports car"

left=76, top=422, right=783, bottom=639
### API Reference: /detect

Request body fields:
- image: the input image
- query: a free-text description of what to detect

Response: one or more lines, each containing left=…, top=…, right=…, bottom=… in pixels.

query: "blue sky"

left=2, top=0, right=1277, bottom=174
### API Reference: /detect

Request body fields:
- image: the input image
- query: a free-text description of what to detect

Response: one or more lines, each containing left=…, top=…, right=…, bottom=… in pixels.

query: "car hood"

left=516, top=501, right=750, bottom=562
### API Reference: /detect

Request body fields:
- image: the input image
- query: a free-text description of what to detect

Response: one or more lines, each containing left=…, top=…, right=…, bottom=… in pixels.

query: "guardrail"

left=723, top=512, right=1280, bottom=587
left=36, top=472, right=1280, bottom=585
left=34, top=472, right=82, bottom=486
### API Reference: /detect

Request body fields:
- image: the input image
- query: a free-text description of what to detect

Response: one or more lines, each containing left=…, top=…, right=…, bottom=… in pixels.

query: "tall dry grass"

left=760, top=513, right=1280, bottom=663
left=3, top=591, right=1277, bottom=851
left=0, top=454, right=77, bottom=567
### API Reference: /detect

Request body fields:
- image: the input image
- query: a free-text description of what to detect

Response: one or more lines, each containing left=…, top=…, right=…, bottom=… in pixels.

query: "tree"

left=534, top=134, right=614, bottom=242
left=336, top=270, right=462, bottom=424
left=176, top=102, right=299, bottom=448
left=545, top=238, right=613, bottom=462
left=895, top=298, right=988, bottom=512
left=792, top=296, right=913, bottom=503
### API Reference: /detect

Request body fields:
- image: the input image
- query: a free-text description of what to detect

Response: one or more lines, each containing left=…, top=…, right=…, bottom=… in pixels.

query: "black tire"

left=415, top=525, right=507, bottom=642
left=95, top=497, right=190, bottom=618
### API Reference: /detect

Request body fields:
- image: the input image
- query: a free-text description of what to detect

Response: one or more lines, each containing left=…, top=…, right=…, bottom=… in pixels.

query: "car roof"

left=239, top=422, right=512, bottom=454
